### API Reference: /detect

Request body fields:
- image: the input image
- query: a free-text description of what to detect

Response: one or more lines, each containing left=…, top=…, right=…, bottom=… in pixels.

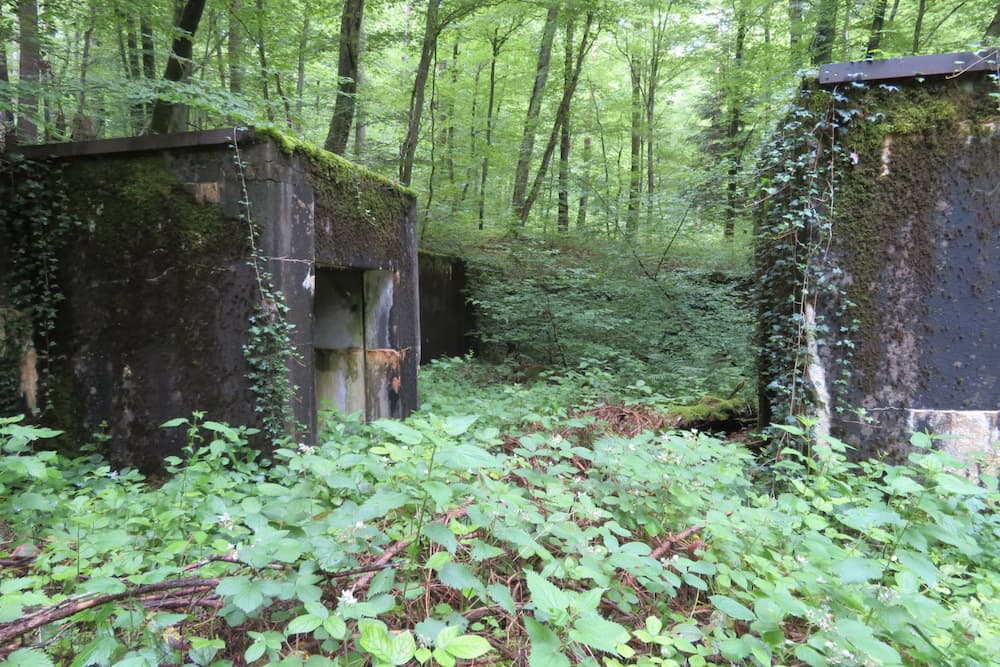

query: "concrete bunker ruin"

left=0, top=128, right=419, bottom=471
left=756, top=51, right=1000, bottom=476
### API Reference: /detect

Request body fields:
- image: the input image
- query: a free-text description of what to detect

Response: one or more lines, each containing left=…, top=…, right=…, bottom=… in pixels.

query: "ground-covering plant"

left=463, top=237, right=753, bottom=407
left=0, top=361, right=997, bottom=666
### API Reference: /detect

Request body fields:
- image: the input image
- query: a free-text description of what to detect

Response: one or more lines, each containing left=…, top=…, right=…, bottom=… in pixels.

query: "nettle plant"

left=1, top=359, right=997, bottom=666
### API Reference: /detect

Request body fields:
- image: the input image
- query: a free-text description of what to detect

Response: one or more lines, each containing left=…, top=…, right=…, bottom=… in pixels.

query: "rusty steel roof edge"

left=3, top=127, right=257, bottom=160
left=819, top=49, right=999, bottom=85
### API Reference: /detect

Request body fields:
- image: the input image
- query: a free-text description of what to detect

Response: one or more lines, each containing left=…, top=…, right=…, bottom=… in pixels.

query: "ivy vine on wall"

left=0, top=155, right=77, bottom=416
left=229, top=129, right=300, bottom=439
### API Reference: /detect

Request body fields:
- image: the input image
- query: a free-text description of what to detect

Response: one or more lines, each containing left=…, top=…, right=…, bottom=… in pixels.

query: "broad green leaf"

left=835, top=557, right=882, bottom=584
left=442, top=415, right=478, bottom=436
left=894, top=549, right=938, bottom=588
left=837, top=619, right=901, bottom=665
left=81, top=577, right=127, bottom=595
left=323, top=614, right=347, bottom=639
left=374, top=420, right=425, bottom=445
left=709, top=595, right=755, bottom=621
left=439, top=443, right=501, bottom=469
left=525, top=571, right=569, bottom=617
left=487, top=583, right=517, bottom=614
left=69, top=636, right=120, bottom=667
left=441, top=633, right=491, bottom=659
left=438, top=562, right=486, bottom=599
left=524, top=617, right=571, bottom=667
left=286, top=613, right=324, bottom=635
left=568, top=614, right=629, bottom=654
left=423, top=521, right=458, bottom=553
left=0, top=649, right=54, bottom=667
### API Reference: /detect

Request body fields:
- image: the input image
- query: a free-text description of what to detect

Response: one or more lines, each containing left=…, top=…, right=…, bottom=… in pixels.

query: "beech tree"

left=149, top=0, right=208, bottom=134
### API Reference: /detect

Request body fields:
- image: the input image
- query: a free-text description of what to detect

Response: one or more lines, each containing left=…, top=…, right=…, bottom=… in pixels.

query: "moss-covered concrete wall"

left=0, top=129, right=418, bottom=471
left=757, top=69, right=1000, bottom=468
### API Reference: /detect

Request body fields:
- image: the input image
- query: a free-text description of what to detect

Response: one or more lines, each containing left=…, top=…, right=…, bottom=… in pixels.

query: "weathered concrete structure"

left=417, top=252, right=472, bottom=363
left=757, top=51, right=999, bottom=478
left=0, top=128, right=419, bottom=471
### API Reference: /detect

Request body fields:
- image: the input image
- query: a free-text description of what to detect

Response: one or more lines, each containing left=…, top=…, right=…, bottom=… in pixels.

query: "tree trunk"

left=399, top=0, right=440, bottom=185
left=228, top=0, right=243, bottom=94
left=809, top=0, right=837, bottom=65
left=72, top=4, right=98, bottom=140
left=788, top=0, right=805, bottom=64
left=511, top=2, right=559, bottom=218
left=626, top=57, right=641, bottom=237
left=445, top=39, right=458, bottom=185
left=353, top=22, right=367, bottom=159
left=295, top=10, right=310, bottom=126
left=576, top=136, right=591, bottom=230
left=0, top=2, right=11, bottom=144
left=149, top=0, right=207, bottom=134
left=16, top=0, right=41, bottom=143
left=325, top=0, right=364, bottom=154
left=557, top=18, right=574, bottom=232
left=645, top=7, right=670, bottom=232
left=125, top=18, right=140, bottom=79
left=518, top=12, right=596, bottom=226
left=478, top=30, right=502, bottom=229
left=724, top=6, right=748, bottom=240
left=911, top=0, right=926, bottom=53
left=866, top=0, right=888, bottom=56
left=255, top=0, right=274, bottom=122
left=987, top=5, right=1000, bottom=39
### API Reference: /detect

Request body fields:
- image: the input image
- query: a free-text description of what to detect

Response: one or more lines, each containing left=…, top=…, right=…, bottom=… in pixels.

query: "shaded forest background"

left=2, top=0, right=997, bottom=245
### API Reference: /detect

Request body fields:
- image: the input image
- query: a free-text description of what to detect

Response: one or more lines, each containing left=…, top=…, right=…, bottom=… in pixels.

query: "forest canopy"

left=1, top=0, right=997, bottom=239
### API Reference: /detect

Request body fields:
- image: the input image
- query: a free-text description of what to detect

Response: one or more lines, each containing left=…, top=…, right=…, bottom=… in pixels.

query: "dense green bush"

left=464, top=238, right=753, bottom=404
left=1, top=362, right=997, bottom=666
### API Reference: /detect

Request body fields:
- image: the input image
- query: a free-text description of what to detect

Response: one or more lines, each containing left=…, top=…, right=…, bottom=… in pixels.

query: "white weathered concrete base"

left=906, top=409, right=999, bottom=480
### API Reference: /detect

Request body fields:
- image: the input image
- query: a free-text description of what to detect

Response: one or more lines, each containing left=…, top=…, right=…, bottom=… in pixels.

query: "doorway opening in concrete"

left=314, top=267, right=399, bottom=420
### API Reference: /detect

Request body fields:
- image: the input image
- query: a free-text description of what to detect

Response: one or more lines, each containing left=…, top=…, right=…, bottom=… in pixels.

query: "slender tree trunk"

left=255, top=0, right=274, bottom=122
left=325, top=0, right=363, bottom=154
left=125, top=19, right=140, bottom=79
left=576, top=136, right=591, bottom=230
left=478, top=31, right=502, bottom=230
left=228, top=0, right=243, bottom=94
left=788, top=0, right=804, bottom=62
left=150, top=0, right=207, bottom=134
left=511, top=2, right=559, bottom=218
left=810, top=0, right=837, bottom=65
left=557, top=19, right=574, bottom=232
left=987, top=5, right=1000, bottom=39
left=645, top=7, right=669, bottom=232
left=518, top=12, right=596, bottom=226
left=16, top=0, right=41, bottom=143
left=0, top=2, right=11, bottom=143
left=423, top=43, right=438, bottom=227
left=399, top=0, right=439, bottom=185
left=445, top=39, right=458, bottom=185
left=911, top=0, right=926, bottom=53
left=353, top=24, right=366, bottom=159
left=724, top=6, right=748, bottom=240
left=626, top=57, right=641, bottom=237
left=866, top=0, right=888, bottom=55
left=295, top=11, right=309, bottom=126
left=72, top=4, right=98, bottom=140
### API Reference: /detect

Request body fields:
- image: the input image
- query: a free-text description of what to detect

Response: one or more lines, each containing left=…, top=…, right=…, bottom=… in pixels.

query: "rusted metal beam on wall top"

left=819, top=50, right=999, bottom=86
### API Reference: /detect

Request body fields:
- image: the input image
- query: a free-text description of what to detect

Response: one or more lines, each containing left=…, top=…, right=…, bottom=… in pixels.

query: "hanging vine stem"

left=229, top=128, right=300, bottom=439
left=755, top=82, right=862, bottom=449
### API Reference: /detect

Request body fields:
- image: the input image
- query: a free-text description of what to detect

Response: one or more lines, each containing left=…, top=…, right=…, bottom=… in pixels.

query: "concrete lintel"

left=819, top=50, right=999, bottom=85
left=3, top=127, right=257, bottom=160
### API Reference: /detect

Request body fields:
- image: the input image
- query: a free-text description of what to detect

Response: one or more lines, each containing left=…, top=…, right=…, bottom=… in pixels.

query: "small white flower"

left=339, top=589, right=358, bottom=606
left=107, top=470, right=119, bottom=480
left=354, top=520, right=365, bottom=530
left=297, top=443, right=316, bottom=455
left=217, top=512, right=235, bottom=529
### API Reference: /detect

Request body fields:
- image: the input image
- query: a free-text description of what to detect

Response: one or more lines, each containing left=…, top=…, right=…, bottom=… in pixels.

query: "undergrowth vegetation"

left=1, top=360, right=997, bottom=667
left=461, top=237, right=754, bottom=408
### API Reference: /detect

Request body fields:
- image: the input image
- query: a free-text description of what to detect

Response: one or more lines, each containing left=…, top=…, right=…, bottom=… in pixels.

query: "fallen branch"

left=0, top=578, right=217, bottom=646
